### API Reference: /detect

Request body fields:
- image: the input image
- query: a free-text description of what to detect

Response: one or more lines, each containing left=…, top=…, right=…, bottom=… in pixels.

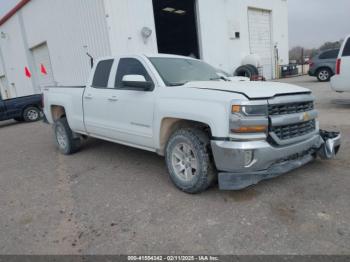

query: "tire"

left=54, top=118, right=82, bottom=155
left=234, top=65, right=259, bottom=79
left=234, top=65, right=253, bottom=78
left=316, top=68, right=332, bottom=82
left=165, top=128, right=216, bottom=194
left=23, top=107, right=41, bottom=122
left=246, top=64, right=259, bottom=76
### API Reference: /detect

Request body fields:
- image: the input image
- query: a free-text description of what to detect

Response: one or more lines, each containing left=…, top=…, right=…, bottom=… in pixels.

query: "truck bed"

left=43, top=86, right=86, bottom=133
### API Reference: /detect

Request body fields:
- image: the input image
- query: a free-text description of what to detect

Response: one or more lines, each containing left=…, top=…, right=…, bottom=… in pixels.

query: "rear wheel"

left=316, top=68, right=332, bottom=82
left=165, top=128, right=216, bottom=194
left=54, top=118, right=82, bottom=155
left=23, top=107, right=41, bottom=122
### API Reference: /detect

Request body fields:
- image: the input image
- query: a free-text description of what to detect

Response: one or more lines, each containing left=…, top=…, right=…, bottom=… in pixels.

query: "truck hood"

left=183, top=81, right=310, bottom=99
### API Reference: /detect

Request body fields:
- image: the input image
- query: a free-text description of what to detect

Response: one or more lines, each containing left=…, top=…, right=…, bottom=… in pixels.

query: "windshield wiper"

left=210, top=76, right=229, bottom=81
left=168, top=82, right=187, bottom=86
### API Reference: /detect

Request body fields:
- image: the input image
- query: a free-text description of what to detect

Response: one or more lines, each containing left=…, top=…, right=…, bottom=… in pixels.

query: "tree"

left=289, top=39, right=344, bottom=63
left=319, top=40, right=343, bottom=51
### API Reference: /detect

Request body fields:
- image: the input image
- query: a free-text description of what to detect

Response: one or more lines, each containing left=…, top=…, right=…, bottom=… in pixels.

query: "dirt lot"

left=0, top=76, right=349, bottom=255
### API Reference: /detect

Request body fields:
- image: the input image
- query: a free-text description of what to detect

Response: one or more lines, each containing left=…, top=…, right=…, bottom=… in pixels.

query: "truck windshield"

left=149, top=57, right=221, bottom=86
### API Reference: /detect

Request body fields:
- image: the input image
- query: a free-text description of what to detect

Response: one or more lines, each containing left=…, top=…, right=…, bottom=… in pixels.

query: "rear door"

left=318, top=49, right=339, bottom=73
left=83, top=59, right=115, bottom=138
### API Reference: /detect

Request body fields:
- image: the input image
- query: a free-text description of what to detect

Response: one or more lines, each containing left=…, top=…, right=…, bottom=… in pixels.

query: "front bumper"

left=211, top=131, right=341, bottom=190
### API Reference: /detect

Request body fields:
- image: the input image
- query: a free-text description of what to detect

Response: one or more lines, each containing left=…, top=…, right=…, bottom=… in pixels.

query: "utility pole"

left=301, top=48, right=304, bottom=75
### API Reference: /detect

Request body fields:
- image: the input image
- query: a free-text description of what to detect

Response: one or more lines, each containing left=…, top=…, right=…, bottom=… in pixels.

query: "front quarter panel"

left=154, top=87, right=248, bottom=149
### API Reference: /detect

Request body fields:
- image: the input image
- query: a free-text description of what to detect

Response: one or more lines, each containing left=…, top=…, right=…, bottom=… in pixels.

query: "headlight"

left=230, top=102, right=268, bottom=134
left=232, top=104, right=268, bottom=116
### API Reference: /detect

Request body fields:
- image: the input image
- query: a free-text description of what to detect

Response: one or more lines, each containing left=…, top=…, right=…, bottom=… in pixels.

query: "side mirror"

left=122, top=75, right=153, bottom=91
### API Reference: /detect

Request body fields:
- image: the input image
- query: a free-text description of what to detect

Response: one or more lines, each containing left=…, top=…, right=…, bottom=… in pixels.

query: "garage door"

left=248, top=8, right=274, bottom=80
left=31, top=43, right=55, bottom=90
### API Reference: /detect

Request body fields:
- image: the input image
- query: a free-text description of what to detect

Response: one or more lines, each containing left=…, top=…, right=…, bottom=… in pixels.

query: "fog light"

left=244, top=150, right=254, bottom=167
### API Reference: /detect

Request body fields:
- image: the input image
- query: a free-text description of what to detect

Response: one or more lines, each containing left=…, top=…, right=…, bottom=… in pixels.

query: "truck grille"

left=269, top=101, right=314, bottom=116
left=271, top=120, right=316, bottom=140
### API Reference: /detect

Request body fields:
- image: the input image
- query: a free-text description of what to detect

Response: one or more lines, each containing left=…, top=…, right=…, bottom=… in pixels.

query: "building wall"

left=21, top=0, right=111, bottom=86
left=0, top=15, right=32, bottom=98
left=197, top=0, right=289, bottom=75
left=104, top=0, right=158, bottom=55
left=0, top=0, right=289, bottom=98
left=0, top=0, right=111, bottom=98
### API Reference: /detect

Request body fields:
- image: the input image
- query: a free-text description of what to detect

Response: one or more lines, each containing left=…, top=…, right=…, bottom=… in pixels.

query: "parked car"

left=43, top=54, right=341, bottom=193
left=308, top=49, right=340, bottom=82
left=331, top=35, right=350, bottom=92
left=0, top=94, right=42, bottom=122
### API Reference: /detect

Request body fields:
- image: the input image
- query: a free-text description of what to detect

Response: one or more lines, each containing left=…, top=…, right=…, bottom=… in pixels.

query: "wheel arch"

left=157, top=117, right=212, bottom=156
left=50, top=105, right=66, bottom=122
left=316, top=66, right=333, bottom=75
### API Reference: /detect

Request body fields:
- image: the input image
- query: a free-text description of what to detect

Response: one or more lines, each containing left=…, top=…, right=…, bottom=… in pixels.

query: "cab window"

left=92, top=59, right=114, bottom=88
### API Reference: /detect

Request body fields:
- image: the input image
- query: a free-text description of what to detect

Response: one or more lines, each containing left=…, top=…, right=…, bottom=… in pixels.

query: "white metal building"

left=0, top=0, right=289, bottom=99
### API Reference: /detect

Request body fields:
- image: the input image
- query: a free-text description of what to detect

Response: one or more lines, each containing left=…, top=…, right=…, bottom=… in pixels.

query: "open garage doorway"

left=153, top=0, right=200, bottom=58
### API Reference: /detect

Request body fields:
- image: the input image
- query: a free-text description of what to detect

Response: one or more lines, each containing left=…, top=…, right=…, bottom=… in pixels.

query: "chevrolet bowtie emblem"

left=303, top=112, right=311, bottom=122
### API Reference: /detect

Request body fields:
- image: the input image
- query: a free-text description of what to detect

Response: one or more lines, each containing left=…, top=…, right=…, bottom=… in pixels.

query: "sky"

left=288, top=0, right=350, bottom=49
left=0, top=0, right=349, bottom=49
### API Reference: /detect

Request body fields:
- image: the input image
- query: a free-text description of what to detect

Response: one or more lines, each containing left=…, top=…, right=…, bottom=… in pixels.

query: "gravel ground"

left=0, top=76, right=349, bottom=255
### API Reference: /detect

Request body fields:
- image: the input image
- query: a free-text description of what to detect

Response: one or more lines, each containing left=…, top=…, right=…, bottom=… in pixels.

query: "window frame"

left=91, top=59, right=115, bottom=89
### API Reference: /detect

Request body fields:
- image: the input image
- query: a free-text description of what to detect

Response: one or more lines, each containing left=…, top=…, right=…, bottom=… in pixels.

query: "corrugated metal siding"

left=0, top=59, right=4, bottom=76
left=0, top=15, right=34, bottom=97
left=104, top=0, right=158, bottom=55
left=21, top=0, right=111, bottom=86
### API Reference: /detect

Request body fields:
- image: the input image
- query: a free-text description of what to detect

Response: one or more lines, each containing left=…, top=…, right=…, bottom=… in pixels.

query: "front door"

left=104, top=57, right=155, bottom=149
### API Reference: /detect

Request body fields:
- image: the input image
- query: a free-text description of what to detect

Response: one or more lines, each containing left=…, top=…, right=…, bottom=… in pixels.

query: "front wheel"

left=165, top=128, right=216, bottom=194
left=54, top=118, right=82, bottom=155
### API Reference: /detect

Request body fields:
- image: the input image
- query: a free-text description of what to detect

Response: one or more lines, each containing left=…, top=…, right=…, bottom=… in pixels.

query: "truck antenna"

left=86, top=52, right=94, bottom=68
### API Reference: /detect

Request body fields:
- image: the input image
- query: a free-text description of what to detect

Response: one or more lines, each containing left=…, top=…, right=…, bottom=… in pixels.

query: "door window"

left=115, top=58, right=153, bottom=89
left=342, top=39, right=350, bottom=57
left=92, top=59, right=114, bottom=88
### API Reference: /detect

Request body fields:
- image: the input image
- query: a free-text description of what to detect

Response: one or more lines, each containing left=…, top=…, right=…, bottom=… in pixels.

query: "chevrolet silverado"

left=43, top=54, right=341, bottom=193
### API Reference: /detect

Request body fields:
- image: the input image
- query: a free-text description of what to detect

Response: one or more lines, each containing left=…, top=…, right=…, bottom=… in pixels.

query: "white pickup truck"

left=43, top=54, right=341, bottom=193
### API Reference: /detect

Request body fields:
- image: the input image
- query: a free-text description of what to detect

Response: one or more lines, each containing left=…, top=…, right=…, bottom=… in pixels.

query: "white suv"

left=331, top=35, right=350, bottom=92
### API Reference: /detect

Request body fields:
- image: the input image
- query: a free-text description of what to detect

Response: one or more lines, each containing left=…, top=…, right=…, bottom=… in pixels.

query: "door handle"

left=84, top=94, right=93, bottom=100
left=108, top=96, right=119, bottom=102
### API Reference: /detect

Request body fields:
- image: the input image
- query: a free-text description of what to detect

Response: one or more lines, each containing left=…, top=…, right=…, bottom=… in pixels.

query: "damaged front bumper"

left=211, top=130, right=341, bottom=190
